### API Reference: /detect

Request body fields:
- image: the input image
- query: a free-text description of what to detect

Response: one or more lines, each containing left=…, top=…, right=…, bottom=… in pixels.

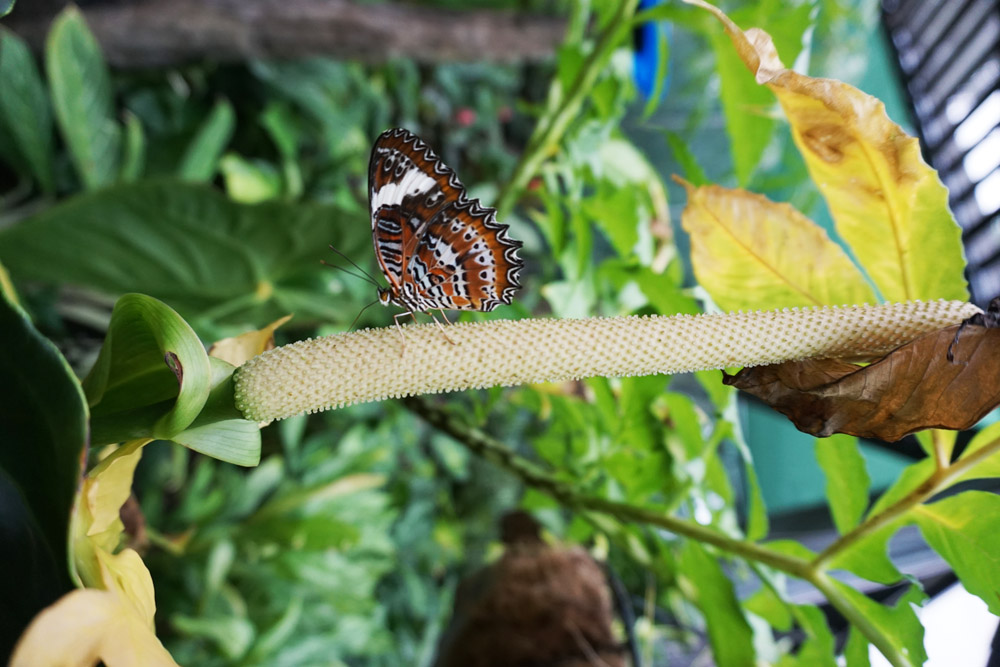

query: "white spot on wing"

left=371, top=167, right=437, bottom=215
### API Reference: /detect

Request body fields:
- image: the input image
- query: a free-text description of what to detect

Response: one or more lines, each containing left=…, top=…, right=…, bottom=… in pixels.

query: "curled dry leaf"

left=724, top=317, right=1000, bottom=441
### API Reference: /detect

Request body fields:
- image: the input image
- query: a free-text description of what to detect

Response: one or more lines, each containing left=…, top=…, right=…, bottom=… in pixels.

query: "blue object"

left=633, top=0, right=673, bottom=100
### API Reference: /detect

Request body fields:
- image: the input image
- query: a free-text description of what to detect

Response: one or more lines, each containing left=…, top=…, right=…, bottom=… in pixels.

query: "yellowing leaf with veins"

left=209, top=314, right=293, bottom=366
left=685, top=0, right=968, bottom=304
left=95, top=548, right=157, bottom=628
left=10, top=589, right=178, bottom=667
left=72, top=439, right=147, bottom=588
left=676, top=178, right=876, bottom=311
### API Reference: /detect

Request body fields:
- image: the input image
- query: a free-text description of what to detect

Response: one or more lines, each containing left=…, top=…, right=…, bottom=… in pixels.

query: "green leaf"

left=84, top=293, right=212, bottom=444
left=913, top=491, right=1000, bottom=615
left=220, top=153, right=283, bottom=203
left=178, top=99, right=235, bottom=182
left=172, top=615, right=255, bottom=661
left=825, top=459, right=934, bottom=584
left=0, top=286, right=86, bottom=652
left=815, top=434, right=870, bottom=534
left=790, top=604, right=837, bottom=667
left=844, top=626, right=872, bottom=667
left=665, top=131, right=709, bottom=186
left=678, top=541, right=755, bottom=667
left=954, top=421, right=1000, bottom=482
left=831, top=582, right=926, bottom=666
left=45, top=6, right=121, bottom=189
left=717, top=0, right=814, bottom=186
left=710, top=26, right=776, bottom=187
left=0, top=28, right=56, bottom=193
left=0, top=181, right=366, bottom=326
left=119, top=111, right=146, bottom=182
left=172, top=359, right=261, bottom=466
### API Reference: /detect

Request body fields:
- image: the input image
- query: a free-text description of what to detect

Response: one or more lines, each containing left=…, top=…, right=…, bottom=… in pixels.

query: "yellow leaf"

left=685, top=0, right=968, bottom=303
left=676, top=178, right=876, bottom=311
left=10, top=589, right=178, bottom=667
left=96, top=548, right=157, bottom=628
left=209, top=314, right=293, bottom=366
left=72, top=440, right=146, bottom=588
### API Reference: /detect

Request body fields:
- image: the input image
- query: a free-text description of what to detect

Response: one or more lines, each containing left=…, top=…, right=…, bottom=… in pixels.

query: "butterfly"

left=368, top=128, right=523, bottom=333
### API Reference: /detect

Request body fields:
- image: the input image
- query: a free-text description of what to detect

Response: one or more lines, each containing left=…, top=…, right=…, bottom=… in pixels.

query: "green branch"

left=404, top=395, right=933, bottom=667
left=494, top=0, right=640, bottom=218
left=813, top=434, right=1000, bottom=569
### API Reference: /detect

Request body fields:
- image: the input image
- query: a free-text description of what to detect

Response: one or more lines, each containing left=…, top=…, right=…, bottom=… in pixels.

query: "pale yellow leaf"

left=210, top=314, right=293, bottom=366
left=96, top=548, right=157, bottom=628
left=10, top=589, right=178, bottom=667
left=685, top=0, right=968, bottom=303
left=677, top=178, right=876, bottom=311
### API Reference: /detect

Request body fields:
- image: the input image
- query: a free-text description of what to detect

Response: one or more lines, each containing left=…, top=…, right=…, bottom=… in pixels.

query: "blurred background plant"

left=4, top=0, right=994, bottom=665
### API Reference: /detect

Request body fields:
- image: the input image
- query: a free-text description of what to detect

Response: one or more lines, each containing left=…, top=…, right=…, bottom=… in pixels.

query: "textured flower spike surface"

left=234, top=299, right=981, bottom=423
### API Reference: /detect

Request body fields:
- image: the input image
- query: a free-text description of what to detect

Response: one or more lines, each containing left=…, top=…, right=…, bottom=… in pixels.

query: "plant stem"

left=404, top=396, right=811, bottom=578
left=404, top=395, right=943, bottom=667
left=494, top=0, right=640, bottom=218
left=814, top=434, right=1000, bottom=568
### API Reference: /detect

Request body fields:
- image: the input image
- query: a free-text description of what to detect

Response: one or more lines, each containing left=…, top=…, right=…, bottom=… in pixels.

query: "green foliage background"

left=2, top=1, right=997, bottom=666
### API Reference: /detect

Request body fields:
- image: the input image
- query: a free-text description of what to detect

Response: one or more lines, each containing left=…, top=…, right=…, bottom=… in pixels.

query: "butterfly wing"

left=405, top=199, right=522, bottom=311
left=368, top=128, right=523, bottom=312
left=369, top=128, right=462, bottom=297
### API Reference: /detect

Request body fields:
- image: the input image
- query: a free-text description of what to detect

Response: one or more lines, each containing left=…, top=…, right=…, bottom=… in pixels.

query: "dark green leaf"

left=0, top=29, right=55, bottom=193
left=0, top=286, right=85, bottom=656
left=0, top=181, right=367, bottom=326
left=678, top=541, right=755, bottom=667
left=45, top=6, right=121, bottom=189
left=179, top=99, right=235, bottom=182
left=815, top=434, right=870, bottom=534
left=913, top=491, right=1000, bottom=615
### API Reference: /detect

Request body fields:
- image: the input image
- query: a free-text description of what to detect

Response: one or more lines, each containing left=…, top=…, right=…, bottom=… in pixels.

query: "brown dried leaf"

left=724, top=323, right=1000, bottom=441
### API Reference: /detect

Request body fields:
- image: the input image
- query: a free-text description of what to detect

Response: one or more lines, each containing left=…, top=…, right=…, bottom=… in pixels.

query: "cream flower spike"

left=234, top=300, right=980, bottom=422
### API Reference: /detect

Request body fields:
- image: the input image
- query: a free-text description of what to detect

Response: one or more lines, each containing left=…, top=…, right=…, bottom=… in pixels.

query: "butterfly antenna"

left=327, top=245, right=382, bottom=287
left=347, top=299, right=380, bottom=333
left=320, top=259, right=379, bottom=287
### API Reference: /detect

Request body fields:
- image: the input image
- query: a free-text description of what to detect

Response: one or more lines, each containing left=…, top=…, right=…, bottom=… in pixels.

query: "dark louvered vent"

left=882, top=0, right=1000, bottom=305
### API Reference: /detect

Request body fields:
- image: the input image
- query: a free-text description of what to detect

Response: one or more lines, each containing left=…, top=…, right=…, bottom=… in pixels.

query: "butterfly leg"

left=393, top=312, right=413, bottom=356
left=430, top=310, right=458, bottom=345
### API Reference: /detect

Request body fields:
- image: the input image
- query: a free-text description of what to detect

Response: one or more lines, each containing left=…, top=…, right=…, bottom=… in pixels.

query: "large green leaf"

left=0, top=29, right=55, bottom=193
left=0, top=181, right=368, bottom=326
left=913, top=491, right=1000, bottom=616
left=45, top=6, right=121, bottom=189
left=815, top=434, right=869, bottom=534
left=678, top=541, right=755, bottom=667
left=0, top=286, right=86, bottom=659
left=83, top=294, right=259, bottom=465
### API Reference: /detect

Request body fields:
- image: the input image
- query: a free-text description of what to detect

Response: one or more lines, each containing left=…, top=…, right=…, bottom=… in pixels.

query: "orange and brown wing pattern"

left=368, top=128, right=523, bottom=313
left=404, top=199, right=523, bottom=311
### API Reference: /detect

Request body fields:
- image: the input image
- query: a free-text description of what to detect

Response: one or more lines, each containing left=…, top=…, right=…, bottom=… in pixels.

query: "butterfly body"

left=368, top=128, right=523, bottom=317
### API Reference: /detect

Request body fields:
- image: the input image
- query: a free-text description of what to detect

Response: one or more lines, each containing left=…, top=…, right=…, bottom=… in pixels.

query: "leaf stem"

left=494, top=0, right=640, bottom=218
